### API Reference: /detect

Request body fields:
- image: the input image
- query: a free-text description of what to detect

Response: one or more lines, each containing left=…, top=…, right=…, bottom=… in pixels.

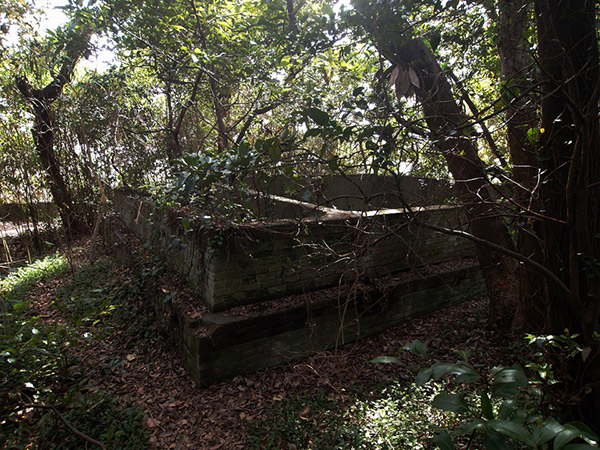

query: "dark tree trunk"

left=535, top=0, right=600, bottom=427
left=535, top=0, right=600, bottom=337
left=16, top=78, right=86, bottom=235
left=376, top=33, right=520, bottom=327
left=287, top=0, right=297, bottom=32
left=164, top=74, right=179, bottom=161
left=15, top=22, right=92, bottom=236
left=497, top=0, right=549, bottom=330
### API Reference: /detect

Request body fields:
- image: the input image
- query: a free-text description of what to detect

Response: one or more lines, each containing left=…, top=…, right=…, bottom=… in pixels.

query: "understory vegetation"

left=249, top=340, right=599, bottom=450
left=0, top=248, right=150, bottom=448
left=0, top=243, right=597, bottom=449
left=248, top=383, right=452, bottom=449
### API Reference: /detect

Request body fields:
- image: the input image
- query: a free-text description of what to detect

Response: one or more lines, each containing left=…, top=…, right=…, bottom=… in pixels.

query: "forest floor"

left=1, top=234, right=520, bottom=449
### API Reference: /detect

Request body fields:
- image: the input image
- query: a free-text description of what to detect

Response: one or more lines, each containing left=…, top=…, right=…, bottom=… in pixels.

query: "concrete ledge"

left=184, top=264, right=485, bottom=385
left=104, top=216, right=485, bottom=386
left=113, top=190, right=476, bottom=311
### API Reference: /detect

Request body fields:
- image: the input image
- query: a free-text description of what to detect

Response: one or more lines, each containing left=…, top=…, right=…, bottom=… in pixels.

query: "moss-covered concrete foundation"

left=107, top=177, right=486, bottom=386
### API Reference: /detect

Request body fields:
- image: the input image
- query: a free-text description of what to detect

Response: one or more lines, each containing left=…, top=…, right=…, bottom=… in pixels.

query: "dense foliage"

left=0, top=254, right=150, bottom=448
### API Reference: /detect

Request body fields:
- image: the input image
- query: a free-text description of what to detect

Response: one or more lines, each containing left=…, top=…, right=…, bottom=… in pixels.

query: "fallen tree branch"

left=23, top=403, right=106, bottom=450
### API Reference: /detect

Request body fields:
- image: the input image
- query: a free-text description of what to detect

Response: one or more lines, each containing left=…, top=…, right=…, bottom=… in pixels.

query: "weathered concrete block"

left=182, top=264, right=486, bottom=386
left=105, top=213, right=487, bottom=386
left=112, top=188, right=476, bottom=312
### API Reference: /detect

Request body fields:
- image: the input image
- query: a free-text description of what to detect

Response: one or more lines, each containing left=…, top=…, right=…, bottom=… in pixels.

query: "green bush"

left=401, top=338, right=600, bottom=450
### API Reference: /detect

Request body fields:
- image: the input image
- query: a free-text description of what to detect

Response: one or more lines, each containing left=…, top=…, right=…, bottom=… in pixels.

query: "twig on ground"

left=23, top=403, right=107, bottom=450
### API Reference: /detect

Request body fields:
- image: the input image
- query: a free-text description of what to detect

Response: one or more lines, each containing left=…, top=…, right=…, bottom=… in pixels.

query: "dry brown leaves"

left=20, top=236, right=510, bottom=450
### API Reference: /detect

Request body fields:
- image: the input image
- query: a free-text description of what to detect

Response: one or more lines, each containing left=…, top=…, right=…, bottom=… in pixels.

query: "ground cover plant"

left=247, top=381, right=454, bottom=449
left=0, top=237, right=598, bottom=448
left=247, top=340, right=600, bottom=450
left=0, top=244, right=149, bottom=449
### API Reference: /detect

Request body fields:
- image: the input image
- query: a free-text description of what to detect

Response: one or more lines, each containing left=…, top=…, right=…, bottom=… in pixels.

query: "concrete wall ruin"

left=106, top=176, right=486, bottom=386
left=113, top=186, right=473, bottom=311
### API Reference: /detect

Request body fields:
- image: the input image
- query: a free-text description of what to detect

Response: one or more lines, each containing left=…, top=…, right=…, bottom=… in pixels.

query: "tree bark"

left=354, top=3, right=520, bottom=326
left=16, top=78, right=84, bottom=235
left=402, top=38, right=520, bottom=327
left=287, top=0, right=297, bottom=32
left=497, top=0, right=549, bottom=330
left=535, top=0, right=600, bottom=427
left=15, top=22, right=92, bottom=235
left=535, top=0, right=600, bottom=336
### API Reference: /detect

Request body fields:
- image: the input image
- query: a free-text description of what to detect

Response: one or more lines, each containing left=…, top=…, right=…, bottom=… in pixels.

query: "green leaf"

left=261, top=137, right=281, bottom=161
left=453, top=365, right=480, bottom=384
left=305, top=107, right=330, bottom=126
left=328, top=156, right=339, bottom=172
left=433, top=431, right=453, bottom=450
left=370, top=356, right=401, bottom=364
left=563, top=422, right=599, bottom=443
left=402, top=339, right=427, bottom=356
left=304, top=128, right=321, bottom=138
left=554, top=428, right=580, bottom=450
left=432, top=393, right=469, bottom=414
left=497, top=400, right=517, bottom=421
left=181, top=218, right=191, bottom=230
left=526, top=127, right=542, bottom=144
left=432, top=362, right=456, bottom=378
left=428, top=31, right=441, bottom=52
left=428, top=362, right=479, bottom=384
left=481, top=390, right=494, bottom=420
left=416, top=367, right=433, bottom=386
left=533, top=418, right=563, bottom=446
left=483, top=431, right=513, bottom=450
left=488, top=419, right=535, bottom=446
left=462, top=419, right=486, bottom=434
left=237, top=141, right=250, bottom=156
left=181, top=174, right=199, bottom=197
left=492, top=366, right=528, bottom=397
left=268, top=143, right=281, bottom=162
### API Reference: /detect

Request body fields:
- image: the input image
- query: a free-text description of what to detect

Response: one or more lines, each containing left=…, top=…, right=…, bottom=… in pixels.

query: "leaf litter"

left=18, top=236, right=512, bottom=449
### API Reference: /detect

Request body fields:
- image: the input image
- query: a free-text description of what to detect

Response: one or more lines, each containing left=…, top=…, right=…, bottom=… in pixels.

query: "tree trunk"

left=16, top=78, right=85, bottom=235
left=15, top=21, right=92, bottom=236
left=287, top=0, right=297, bottom=32
left=535, top=0, right=600, bottom=336
left=497, top=0, right=549, bottom=330
left=535, top=0, right=600, bottom=427
left=378, top=34, right=520, bottom=327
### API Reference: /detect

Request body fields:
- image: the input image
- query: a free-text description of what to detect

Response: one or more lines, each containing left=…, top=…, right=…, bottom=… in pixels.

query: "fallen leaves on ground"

left=18, top=236, right=511, bottom=449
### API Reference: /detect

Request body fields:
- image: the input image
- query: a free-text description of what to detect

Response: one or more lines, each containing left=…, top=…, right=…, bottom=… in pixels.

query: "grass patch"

left=1, top=253, right=69, bottom=305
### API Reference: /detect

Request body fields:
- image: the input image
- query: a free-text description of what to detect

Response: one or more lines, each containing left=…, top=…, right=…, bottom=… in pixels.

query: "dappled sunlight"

left=351, top=382, right=451, bottom=449
left=0, top=253, right=69, bottom=305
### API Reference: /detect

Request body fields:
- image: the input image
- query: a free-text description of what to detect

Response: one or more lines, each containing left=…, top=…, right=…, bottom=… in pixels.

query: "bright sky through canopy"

left=35, top=0, right=114, bottom=71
